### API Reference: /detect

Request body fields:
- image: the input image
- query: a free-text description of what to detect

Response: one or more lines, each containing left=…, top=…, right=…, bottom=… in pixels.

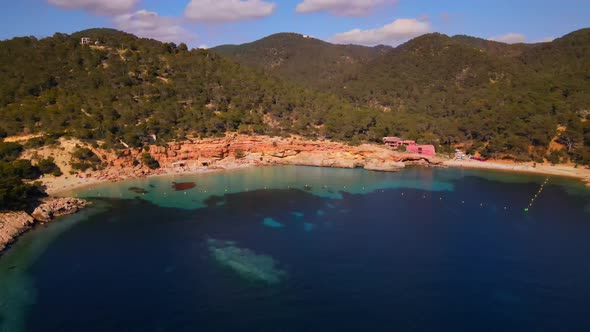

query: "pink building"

left=382, top=137, right=436, bottom=157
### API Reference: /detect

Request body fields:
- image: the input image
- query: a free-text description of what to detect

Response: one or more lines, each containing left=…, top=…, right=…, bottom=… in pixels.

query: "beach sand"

left=41, top=157, right=590, bottom=197
left=443, top=159, right=590, bottom=184
left=42, top=162, right=257, bottom=196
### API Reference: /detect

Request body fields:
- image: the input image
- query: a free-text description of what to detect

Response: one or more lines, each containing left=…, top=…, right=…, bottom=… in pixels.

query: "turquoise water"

left=1, top=166, right=589, bottom=331
left=62, top=166, right=456, bottom=209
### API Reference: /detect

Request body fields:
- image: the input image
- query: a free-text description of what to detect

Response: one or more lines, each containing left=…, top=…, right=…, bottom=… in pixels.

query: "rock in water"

left=207, top=239, right=285, bottom=284
left=0, top=212, right=35, bottom=252
left=171, top=182, right=196, bottom=191
left=31, top=198, right=90, bottom=222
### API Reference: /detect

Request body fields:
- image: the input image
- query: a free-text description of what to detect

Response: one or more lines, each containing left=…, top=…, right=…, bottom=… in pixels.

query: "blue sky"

left=0, top=0, right=588, bottom=48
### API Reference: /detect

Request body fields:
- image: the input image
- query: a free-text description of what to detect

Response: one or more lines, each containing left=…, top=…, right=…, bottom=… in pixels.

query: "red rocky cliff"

left=102, top=135, right=441, bottom=172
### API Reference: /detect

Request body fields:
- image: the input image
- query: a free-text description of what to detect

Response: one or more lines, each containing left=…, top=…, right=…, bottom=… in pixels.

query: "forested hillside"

left=0, top=28, right=589, bottom=166
left=0, top=29, right=373, bottom=148
left=212, top=29, right=590, bottom=164
left=213, top=33, right=391, bottom=91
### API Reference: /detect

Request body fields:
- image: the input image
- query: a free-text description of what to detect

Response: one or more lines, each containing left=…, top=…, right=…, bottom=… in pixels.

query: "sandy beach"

left=40, top=156, right=590, bottom=197
left=443, top=159, right=590, bottom=183
left=42, top=162, right=258, bottom=196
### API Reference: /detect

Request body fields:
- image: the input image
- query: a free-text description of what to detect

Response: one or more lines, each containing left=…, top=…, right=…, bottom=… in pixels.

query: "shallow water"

left=1, top=166, right=589, bottom=331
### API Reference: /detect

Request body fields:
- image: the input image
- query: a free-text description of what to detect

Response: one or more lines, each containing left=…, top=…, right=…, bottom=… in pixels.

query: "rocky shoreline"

left=0, top=197, right=90, bottom=254
left=59, top=135, right=443, bottom=185
left=142, top=135, right=442, bottom=171
left=34, top=134, right=590, bottom=195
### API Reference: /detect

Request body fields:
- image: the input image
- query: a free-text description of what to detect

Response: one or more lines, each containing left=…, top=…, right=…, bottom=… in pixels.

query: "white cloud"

left=296, top=0, right=390, bottom=16
left=114, top=10, right=193, bottom=44
left=198, top=44, right=209, bottom=49
left=47, top=0, right=138, bottom=15
left=185, top=0, right=276, bottom=22
left=331, top=18, right=432, bottom=46
left=489, top=33, right=526, bottom=44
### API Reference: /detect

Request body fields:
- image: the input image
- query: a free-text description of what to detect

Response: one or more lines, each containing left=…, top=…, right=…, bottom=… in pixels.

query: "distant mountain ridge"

left=210, top=31, right=536, bottom=87
left=213, top=33, right=392, bottom=91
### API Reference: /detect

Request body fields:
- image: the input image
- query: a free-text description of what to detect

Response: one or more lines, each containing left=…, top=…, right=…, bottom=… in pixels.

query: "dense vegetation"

left=0, top=29, right=367, bottom=148
left=1, top=28, right=587, bottom=163
left=214, top=30, right=590, bottom=163
left=213, top=33, right=391, bottom=92
left=0, top=142, right=45, bottom=210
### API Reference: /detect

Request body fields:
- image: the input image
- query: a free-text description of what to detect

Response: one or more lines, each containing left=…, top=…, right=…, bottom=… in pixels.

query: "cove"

left=1, top=166, right=589, bottom=332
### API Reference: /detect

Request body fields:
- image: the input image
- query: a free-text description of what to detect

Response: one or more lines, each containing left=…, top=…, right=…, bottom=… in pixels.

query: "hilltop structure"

left=80, top=37, right=100, bottom=46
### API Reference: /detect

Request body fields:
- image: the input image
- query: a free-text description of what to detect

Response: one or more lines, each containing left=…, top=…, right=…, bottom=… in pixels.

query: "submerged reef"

left=208, top=239, right=286, bottom=284
left=263, top=218, right=284, bottom=228
left=128, top=187, right=149, bottom=194
left=290, top=212, right=304, bottom=218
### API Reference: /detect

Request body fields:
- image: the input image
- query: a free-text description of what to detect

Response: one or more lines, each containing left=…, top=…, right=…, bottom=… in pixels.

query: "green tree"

left=141, top=153, right=160, bottom=169
left=38, top=157, right=63, bottom=176
left=0, top=142, right=23, bottom=162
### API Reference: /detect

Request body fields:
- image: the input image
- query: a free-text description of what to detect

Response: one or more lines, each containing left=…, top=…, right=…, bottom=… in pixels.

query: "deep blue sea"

left=1, top=166, right=590, bottom=332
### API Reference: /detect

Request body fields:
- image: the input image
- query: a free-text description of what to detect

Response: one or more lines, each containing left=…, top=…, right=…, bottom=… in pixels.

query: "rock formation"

left=1, top=198, right=90, bottom=254
left=31, top=198, right=90, bottom=222
left=0, top=212, right=35, bottom=252
left=96, top=135, right=442, bottom=173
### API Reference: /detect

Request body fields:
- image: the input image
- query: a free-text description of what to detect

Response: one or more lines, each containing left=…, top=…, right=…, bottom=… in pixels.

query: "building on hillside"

left=80, top=37, right=91, bottom=45
left=406, top=144, right=436, bottom=156
left=382, top=137, right=436, bottom=157
left=382, top=137, right=415, bottom=149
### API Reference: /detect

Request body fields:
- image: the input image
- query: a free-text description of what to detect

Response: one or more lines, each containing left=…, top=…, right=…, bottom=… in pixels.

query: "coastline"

left=0, top=198, right=89, bottom=255
left=443, top=159, right=590, bottom=184
left=44, top=163, right=258, bottom=196
left=43, top=156, right=590, bottom=197
left=12, top=134, right=584, bottom=196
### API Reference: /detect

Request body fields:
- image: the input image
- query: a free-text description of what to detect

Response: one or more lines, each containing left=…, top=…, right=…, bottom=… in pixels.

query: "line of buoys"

left=524, top=177, right=549, bottom=212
